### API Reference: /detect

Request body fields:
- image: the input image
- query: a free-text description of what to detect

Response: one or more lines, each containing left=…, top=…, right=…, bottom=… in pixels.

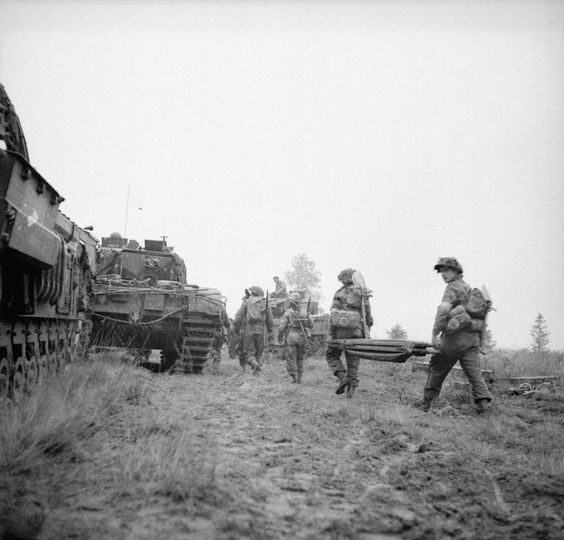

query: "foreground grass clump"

left=0, top=358, right=151, bottom=475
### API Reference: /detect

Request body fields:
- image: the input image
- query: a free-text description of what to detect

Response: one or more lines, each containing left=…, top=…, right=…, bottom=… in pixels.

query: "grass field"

left=1, top=349, right=563, bottom=539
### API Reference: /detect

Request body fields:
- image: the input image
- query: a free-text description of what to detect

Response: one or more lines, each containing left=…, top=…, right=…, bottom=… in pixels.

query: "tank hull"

left=90, top=268, right=223, bottom=373
left=0, top=150, right=97, bottom=398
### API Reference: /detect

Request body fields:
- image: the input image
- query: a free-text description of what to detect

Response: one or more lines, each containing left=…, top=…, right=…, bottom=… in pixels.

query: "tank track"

left=0, top=318, right=80, bottom=399
left=172, top=313, right=220, bottom=373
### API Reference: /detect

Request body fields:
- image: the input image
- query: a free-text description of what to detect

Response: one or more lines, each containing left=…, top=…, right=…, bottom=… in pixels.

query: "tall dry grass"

left=483, top=349, right=564, bottom=378
left=0, top=357, right=151, bottom=476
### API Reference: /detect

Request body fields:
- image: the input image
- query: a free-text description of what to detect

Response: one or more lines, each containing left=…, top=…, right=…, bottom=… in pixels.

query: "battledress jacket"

left=278, top=306, right=313, bottom=337
left=233, top=298, right=274, bottom=335
left=331, top=285, right=373, bottom=328
left=272, top=281, right=288, bottom=298
left=432, top=276, right=471, bottom=337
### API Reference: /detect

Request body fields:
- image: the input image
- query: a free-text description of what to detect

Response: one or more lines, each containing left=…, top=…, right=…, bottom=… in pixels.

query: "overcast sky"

left=1, top=0, right=563, bottom=349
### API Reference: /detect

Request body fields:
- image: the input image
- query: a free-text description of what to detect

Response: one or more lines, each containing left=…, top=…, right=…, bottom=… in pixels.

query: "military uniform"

left=210, top=308, right=232, bottom=369
left=326, top=269, right=373, bottom=395
left=271, top=277, right=288, bottom=299
left=233, top=286, right=273, bottom=373
left=422, top=258, right=492, bottom=412
left=278, top=294, right=313, bottom=383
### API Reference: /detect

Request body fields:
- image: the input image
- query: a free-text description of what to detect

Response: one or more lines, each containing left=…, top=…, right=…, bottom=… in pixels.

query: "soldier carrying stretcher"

left=325, top=268, right=373, bottom=398
left=415, top=257, right=493, bottom=413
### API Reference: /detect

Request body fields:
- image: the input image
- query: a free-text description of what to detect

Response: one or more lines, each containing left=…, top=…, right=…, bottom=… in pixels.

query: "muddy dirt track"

left=15, top=355, right=564, bottom=539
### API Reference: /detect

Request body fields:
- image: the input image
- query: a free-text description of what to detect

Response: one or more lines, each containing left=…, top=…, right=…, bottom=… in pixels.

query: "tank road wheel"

left=0, top=358, right=10, bottom=399
left=13, top=357, right=26, bottom=399
left=26, top=357, right=39, bottom=388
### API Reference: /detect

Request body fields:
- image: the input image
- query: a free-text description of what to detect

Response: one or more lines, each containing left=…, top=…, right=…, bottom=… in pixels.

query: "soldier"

left=417, top=257, right=493, bottom=413
left=233, top=286, right=273, bottom=374
left=325, top=268, right=373, bottom=397
left=278, top=292, right=313, bottom=383
left=210, top=306, right=232, bottom=371
left=231, top=289, right=250, bottom=370
left=271, top=276, right=288, bottom=298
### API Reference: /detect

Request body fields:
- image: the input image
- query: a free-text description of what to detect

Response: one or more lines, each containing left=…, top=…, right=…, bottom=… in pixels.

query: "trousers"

left=424, top=331, right=492, bottom=403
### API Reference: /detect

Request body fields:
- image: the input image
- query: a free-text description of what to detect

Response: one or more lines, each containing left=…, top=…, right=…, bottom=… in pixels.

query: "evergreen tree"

left=386, top=323, right=408, bottom=340
left=483, top=328, right=497, bottom=353
left=285, top=254, right=322, bottom=301
left=530, top=313, right=550, bottom=354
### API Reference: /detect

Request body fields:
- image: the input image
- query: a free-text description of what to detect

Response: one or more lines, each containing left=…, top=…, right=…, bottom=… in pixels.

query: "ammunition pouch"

left=330, top=309, right=362, bottom=330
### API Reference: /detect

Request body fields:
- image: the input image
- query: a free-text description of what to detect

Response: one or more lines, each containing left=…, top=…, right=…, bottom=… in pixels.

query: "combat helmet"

left=337, top=268, right=355, bottom=282
left=434, top=257, right=463, bottom=274
left=249, top=285, right=264, bottom=297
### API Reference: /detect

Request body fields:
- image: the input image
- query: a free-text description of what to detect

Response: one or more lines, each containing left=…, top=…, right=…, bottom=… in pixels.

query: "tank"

left=0, top=84, right=97, bottom=398
left=89, top=235, right=224, bottom=373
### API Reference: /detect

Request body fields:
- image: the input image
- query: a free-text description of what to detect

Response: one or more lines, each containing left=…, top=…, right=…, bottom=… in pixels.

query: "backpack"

left=466, top=288, right=491, bottom=320
left=246, top=297, right=264, bottom=324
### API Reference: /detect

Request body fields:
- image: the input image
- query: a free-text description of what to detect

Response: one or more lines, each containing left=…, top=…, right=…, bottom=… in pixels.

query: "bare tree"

left=530, top=313, right=550, bottom=354
left=386, top=323, right=408, bottom=340
left=285, top=253, right=322, bottom=301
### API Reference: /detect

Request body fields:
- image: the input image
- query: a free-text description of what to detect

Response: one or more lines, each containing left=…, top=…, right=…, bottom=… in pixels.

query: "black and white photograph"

left=1, top=1, right=563, bottom=538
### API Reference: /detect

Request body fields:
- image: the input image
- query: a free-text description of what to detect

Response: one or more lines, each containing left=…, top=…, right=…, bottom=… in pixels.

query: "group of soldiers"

left=211, top=259, right=493, bottom=414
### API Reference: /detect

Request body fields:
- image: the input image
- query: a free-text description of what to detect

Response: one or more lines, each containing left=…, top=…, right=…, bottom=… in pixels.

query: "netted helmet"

left=433, top=257, right=463, bottom=274
left=337, top=268, right=355, bottom=282
left=288, top=292, right=301, bottom=305
left=249, top=285, right=264, bottom=297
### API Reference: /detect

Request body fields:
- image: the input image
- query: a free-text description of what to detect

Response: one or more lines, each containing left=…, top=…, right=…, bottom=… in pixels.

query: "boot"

left=248, top=359, right=261, bottom=375
left=297, top=372, right=302, bottom=384
left=336, top=375, right=353, bottom=395
left=476, top=398, right=492, bottom=414
left=413, top=396, right=433, bottom=412
left=290, top=373, right=297, bottom=384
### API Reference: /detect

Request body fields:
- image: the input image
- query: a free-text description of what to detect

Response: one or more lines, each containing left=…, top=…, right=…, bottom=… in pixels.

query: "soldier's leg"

left=285, top=344, right=298, bottom=382
left=255, top=333, right=265, bottom=368
left=458, top=346, right=493, bottom=408
left=238, top=337, right=246, bottom=370
left=325, top=345, right=346, bottom=378
left=211, top=336, right=221, bottom=368
left=243, top=333, right=259, bottom=370
left=296, top=343, right=305, bottom=383
left=423, top=352, right=457, bottom=405
left=210, top=347, right=220, bottom=372
left=345, top=351, right=360, bottom=388
left=239, top=354, right=247, bottom=371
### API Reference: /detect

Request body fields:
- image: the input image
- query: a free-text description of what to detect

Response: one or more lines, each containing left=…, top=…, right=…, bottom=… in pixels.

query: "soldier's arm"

left=432, top=284, right=457, bottom=337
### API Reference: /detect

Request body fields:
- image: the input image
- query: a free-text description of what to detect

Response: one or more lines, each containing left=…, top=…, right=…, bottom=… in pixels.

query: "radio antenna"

left=124, top=183, right=131, bottom=237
